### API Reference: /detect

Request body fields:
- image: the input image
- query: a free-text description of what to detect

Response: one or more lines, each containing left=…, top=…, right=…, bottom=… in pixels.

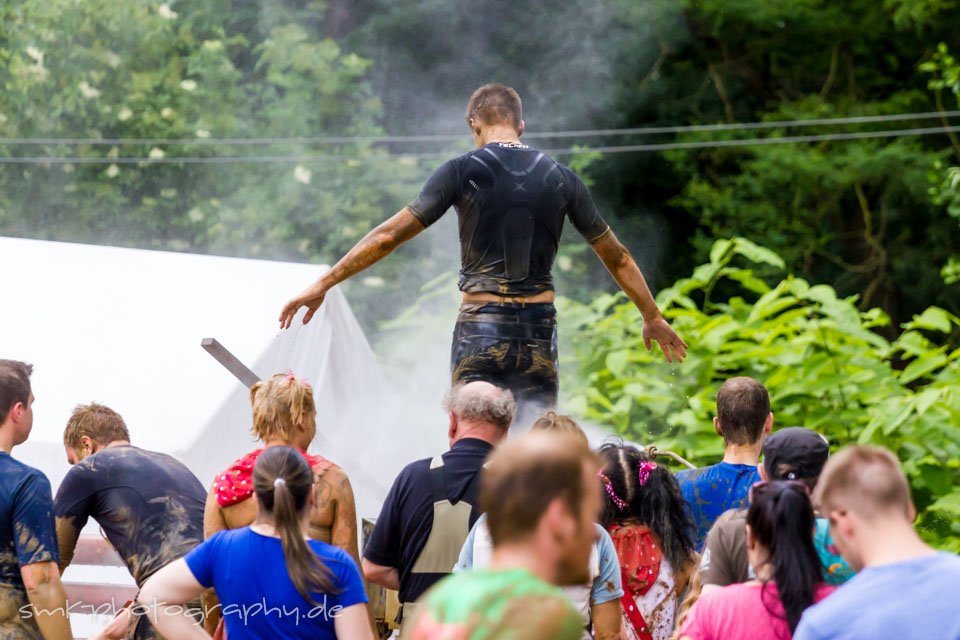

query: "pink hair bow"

left=638, top=461, right=658, bottom=486
left=285, top=369, right=311, bottom=387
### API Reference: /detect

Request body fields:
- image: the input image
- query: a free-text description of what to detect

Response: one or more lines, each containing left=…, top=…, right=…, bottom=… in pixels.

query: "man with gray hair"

left=363, top=381, right=514, bottom=637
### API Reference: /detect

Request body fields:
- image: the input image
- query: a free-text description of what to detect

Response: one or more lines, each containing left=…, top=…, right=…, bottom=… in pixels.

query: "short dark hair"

left=716, top=377, right=770, bottom=446
left=0, top=360, right=33, bottom=424
left=481, top=432, right=598, bottom=547
left=465, top=83, right=522, bottom=131
left=64, top=403, right=131, bottom=450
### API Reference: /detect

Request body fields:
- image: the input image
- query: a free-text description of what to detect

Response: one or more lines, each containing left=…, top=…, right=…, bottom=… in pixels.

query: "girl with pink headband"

left=597, top=443, right=699, bottom=640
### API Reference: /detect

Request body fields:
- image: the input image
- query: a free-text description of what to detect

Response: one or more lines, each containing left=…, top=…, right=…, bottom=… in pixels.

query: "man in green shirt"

left=408, top=430, right=604, bottom=640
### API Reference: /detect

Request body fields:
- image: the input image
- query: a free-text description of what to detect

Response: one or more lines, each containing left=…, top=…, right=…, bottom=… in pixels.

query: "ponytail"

left=254, top=447, right=337, bottom=604
left=747, top=481, right=822, bottom=633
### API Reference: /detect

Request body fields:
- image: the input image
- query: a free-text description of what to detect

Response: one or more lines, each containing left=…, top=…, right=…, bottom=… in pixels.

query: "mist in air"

left=0, top=0, right=691, bottom=451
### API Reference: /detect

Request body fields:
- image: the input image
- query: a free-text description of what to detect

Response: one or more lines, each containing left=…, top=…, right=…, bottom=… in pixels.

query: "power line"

left=0, top=111, right=958, bottom=147
left=1, top=124, right=957, bottom=165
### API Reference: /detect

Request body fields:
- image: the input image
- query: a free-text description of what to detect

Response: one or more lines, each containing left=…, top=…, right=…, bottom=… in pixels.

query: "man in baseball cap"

left=698, top=427, right=853, bottom=595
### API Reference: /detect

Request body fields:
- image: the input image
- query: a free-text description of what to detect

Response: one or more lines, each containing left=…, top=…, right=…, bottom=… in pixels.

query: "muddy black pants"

left=450, top=302, right=558, bottom=411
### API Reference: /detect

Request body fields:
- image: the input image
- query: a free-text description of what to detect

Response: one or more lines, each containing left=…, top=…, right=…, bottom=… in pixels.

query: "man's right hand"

left=278, top=287, right=327, bottom=329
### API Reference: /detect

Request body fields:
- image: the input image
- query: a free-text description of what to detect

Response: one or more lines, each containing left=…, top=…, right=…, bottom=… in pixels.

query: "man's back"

left=55, top=445, right=206, bottom=585
left=408, top=143, right=610, bottom=296
left=0, top=453, right=58, bottom=639
left=364, top=438, right=492, bottom=603
left=795, top=553, right=960, bottom=639
left=677, top=462, right=759, bottom=549
left=410, top=567, right=584, bottom=640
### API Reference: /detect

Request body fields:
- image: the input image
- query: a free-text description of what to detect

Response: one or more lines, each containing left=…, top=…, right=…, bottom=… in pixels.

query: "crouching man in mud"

left=280, top=83, right=687, bottom=418
left=0, top=360, right=72, bottom=639
left=54, top=403, right=207, bottom=640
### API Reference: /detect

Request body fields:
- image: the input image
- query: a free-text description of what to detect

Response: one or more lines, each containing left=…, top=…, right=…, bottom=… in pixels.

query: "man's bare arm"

left=590, top=599, right=624, bottom=640
left=21, top=561, right=72, bottom=640
left=279, top=208, right=426, bottom=329
left=53, top=517, right=81, bottom=575
left=361, top=558, right=400, bottom=592
left=591, top=231, right=688, bottom=363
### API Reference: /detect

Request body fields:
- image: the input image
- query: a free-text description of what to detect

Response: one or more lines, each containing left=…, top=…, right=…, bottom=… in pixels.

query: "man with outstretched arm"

left=0, top=360, right=72, bottom=640
left=280, top=83, right=686, bottom=411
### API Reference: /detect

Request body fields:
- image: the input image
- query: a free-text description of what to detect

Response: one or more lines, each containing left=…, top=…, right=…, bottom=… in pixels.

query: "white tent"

left=1, top=236, right=450, bottom=522
left=0, top=236, right=459, bottom=638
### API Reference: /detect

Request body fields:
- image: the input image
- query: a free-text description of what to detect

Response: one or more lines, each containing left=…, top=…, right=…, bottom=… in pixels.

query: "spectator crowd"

left=0, top=360, right=957, bottom=640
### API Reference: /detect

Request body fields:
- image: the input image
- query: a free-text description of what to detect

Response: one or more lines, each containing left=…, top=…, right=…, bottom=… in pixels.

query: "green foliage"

left=0, top=0, right=443, bottom=328
left=921, top=43, right=960, bottom=285
left=560, top=238, right=960, bottom=549
left=589, top=0, right=960, bottom=324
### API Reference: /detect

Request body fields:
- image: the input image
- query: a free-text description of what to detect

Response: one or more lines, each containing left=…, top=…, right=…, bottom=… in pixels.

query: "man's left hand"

left=642, top=315, right=688, bottom=364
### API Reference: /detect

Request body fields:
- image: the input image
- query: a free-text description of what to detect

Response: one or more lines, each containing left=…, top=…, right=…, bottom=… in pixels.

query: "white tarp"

left=0, top=236, right=459, bottom=638
left=0, top=236, right=449, bottom=523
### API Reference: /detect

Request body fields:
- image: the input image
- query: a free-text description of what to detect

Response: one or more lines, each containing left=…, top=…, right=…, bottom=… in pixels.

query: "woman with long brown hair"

left=139, top=446, right=372, bottom=639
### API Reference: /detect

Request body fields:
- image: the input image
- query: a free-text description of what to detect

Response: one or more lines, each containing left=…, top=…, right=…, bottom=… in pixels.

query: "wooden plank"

left=201, top=338, right=261, bottom=388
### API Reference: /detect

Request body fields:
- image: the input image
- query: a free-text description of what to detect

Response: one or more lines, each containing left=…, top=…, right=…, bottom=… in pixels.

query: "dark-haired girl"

left=597, top=443, right=699, bottom=640
left=139, top=446, right=372, bottom=639
left=678, top=481, right=835, bottom=640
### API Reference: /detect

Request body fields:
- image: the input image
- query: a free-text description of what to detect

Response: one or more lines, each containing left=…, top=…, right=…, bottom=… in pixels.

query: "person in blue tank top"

left=676, top=377, right=772, bottom=549
left=138, top=446, right=372, bottom=640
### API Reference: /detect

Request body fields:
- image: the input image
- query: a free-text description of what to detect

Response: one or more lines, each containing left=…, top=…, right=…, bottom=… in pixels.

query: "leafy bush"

left=560, top=237, right=960, bottom=549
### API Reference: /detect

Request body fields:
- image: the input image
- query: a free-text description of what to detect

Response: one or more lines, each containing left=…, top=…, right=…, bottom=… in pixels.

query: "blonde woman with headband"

left=202, top=372, right=361, bottom=636
left=140, top=446, right=373, bottom=639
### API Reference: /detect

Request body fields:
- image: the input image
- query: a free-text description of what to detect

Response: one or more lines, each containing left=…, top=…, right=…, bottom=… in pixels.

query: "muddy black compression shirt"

left=408, top=142, right=611, bottom=297
left=54, top=446, right=206, bottom=586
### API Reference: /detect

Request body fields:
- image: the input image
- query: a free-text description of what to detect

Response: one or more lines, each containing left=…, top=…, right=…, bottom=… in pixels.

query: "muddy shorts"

left=450, top=302, right=558, bottom=409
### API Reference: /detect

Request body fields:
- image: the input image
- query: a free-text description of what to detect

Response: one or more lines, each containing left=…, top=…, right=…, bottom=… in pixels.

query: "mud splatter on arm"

left=53, top=518, right=80, bottom=574
left=323, top=208, right=425, bottom=292
left=21, top=562, right=71, bottom=640
left=324, top=467, right=360, bottom=567
left=590, top=599, right=622, bottom=640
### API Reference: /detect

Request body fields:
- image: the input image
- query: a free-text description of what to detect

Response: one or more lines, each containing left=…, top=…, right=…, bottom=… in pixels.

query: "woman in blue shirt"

left=138, top=446, right=372, bottom=640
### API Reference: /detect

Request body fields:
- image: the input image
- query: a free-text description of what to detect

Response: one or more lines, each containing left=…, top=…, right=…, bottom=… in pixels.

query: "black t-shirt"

left=363, top=438, right=493, bottom=603
left=54, top=446, right=207, bottom=585
left=408, top=143, right=611, bottom=296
